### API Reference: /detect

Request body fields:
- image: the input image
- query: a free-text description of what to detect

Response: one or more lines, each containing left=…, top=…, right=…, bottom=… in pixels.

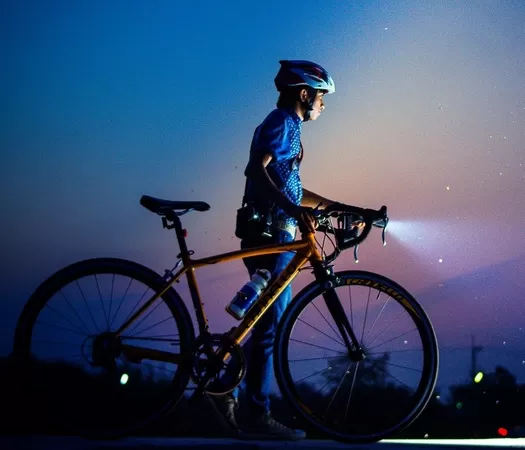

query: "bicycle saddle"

left=140, top=195, right=211, bottom=214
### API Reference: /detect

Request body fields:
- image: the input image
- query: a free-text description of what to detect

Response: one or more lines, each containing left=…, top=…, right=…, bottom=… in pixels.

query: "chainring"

left=191, top=333, right=246, bottom=395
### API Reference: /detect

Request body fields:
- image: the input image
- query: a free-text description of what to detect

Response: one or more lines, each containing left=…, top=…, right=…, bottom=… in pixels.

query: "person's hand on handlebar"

left=289, top=206, right=318, bottom=234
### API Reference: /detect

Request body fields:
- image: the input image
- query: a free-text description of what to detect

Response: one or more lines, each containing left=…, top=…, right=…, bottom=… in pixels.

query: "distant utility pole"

left=470, top=335, right=483, bottom=380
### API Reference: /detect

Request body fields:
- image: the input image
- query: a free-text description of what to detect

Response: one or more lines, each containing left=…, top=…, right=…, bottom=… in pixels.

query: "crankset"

left=191, top=333, right=246, bottom=395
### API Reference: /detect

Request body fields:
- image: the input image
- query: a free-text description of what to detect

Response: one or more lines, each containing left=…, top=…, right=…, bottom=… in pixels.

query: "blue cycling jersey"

left=244, top=108, right=303, bottom=226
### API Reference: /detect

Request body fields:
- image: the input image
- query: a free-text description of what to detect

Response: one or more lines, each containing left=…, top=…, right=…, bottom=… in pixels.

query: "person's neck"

left=292, top=103, right=305, bottom=121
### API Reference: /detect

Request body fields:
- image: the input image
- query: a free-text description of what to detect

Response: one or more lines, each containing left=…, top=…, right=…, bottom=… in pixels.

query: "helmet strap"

left=301, top=88, right=317, bottom=122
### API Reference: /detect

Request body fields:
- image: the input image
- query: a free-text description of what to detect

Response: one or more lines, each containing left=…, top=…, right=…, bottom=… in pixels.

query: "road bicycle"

left=12, top=194, right=439, bottom=443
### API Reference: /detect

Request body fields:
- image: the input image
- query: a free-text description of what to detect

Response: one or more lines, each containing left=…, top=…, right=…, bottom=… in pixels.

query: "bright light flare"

left=381, top=219, right=456, bottom=264
left=120, top=373, right=129, bottom=385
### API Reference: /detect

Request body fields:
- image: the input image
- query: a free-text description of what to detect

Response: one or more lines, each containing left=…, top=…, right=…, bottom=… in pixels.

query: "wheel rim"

left=278, top=272, right=438, bottom=441
left=15, top=260, right=191, bottom=437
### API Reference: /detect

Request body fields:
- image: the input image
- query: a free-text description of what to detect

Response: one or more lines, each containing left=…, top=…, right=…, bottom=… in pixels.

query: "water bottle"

left=226, top=269, right=272, bottom=320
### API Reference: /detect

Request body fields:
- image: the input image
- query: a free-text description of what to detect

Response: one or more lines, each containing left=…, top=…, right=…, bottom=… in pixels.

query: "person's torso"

left=244, top=108, right=303, bottom=224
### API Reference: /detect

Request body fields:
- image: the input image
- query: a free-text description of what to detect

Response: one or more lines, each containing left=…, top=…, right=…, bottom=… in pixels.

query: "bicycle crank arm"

left=121, top=344, right=184, bottom=364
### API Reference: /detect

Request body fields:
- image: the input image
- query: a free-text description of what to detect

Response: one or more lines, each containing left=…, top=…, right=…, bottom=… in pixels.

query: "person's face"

left=301, top=89, right=326, bottom=121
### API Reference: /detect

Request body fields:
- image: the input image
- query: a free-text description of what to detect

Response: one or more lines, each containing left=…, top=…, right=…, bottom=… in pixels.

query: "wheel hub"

left=348, top=348, right=366, bottom=362
left=88, top=332, right=122, bottom=370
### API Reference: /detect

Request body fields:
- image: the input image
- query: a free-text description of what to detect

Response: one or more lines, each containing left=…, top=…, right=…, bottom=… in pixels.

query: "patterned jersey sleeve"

left=251, top=109, right=293, bottom=162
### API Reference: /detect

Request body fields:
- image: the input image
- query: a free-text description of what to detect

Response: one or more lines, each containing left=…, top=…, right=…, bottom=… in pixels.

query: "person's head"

left=274, top=60, right=335, bottom=121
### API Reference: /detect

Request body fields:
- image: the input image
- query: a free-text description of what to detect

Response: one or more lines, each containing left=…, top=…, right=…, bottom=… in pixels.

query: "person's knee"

left=251, top=324, right=276, bottom=347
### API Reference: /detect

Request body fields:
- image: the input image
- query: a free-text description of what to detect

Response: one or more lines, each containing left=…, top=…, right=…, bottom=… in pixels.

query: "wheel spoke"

left=76, top=279, right=100, bottom=334
left=366, top=327, right=418, bottom=352
left=35, top=319, right=89, bottom=337
left=43, top=300, right=91, bottom=336
left=363, top=291, right=389, bottom=341
left=365, top=310, right=406, bottom=348
left=121, top=334, right=180, bottom=343
left=94, top=274, right=110, bottom=331
left=310, top=300, right=346, bottom=346
left=288, top=355, right=348, bottom=362
left=289, top=338, right=346, bottom=354
left=58, top=289, right=94, bottom=335
left=367, top=358, right=415, bottom=391
left=109, top=276, right=133, bottom=329
left=347, top=286, right=354, bottom=330
left=343, top=361, right=359, bottom=424
left=360, top=287, right=372, bottom=342
left=323, top=361, right=352, bottom=418
left=297, top=317, right=345, bottom=348
left=120, top=284, right=151, bottom=330
left=128, top=314, right=174, bottom=338
left=295, top=358, right=348, bottom=384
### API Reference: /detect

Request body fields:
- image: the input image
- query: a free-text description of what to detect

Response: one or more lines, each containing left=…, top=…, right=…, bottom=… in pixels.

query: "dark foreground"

left=1, top=436, right=524, bottom=450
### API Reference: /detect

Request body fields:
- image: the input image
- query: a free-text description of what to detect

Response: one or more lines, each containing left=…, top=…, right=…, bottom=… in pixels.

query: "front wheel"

left=274, top=270, right=439, bottom=443
left=13, top=257, right=195, bottom=439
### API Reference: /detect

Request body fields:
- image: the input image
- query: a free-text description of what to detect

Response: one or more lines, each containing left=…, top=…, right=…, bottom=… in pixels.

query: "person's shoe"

left=188, top=392, right=240, bottom=438
left=240, top=411, right=306, bottom=441
left=207, top=393, right=241, bottom=436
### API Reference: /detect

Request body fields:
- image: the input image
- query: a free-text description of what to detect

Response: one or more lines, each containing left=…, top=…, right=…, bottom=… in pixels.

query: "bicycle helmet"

left=274, top=60, right=335, bottom=94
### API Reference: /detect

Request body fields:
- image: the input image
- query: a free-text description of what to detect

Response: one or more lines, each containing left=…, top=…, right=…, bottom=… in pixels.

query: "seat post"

left=166, top=212, right=191, bottom=258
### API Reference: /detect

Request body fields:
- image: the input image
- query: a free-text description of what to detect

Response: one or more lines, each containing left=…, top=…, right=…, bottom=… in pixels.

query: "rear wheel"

left=13, top=257, right=195, bottom=439
left=274, top=270, right=438, bottom=443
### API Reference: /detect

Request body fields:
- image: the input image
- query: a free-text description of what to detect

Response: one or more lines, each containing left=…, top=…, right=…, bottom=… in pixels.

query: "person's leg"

left=241, top=245, right=293, bottom=416
left=215, top=229, right=305, bottom=439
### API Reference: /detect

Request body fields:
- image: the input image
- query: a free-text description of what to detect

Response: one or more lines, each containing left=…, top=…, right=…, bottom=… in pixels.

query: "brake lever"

left=372, top=215, right=389, bottom=247
left=381, top=217, right=389, bottom=246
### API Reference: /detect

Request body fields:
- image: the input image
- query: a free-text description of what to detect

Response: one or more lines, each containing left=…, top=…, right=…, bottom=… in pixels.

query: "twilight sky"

left=2, top=0, right=524, bottom=394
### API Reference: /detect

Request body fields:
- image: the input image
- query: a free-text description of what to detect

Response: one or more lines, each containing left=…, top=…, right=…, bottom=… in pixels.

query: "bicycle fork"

left=316, top=267, right=366, bottom=362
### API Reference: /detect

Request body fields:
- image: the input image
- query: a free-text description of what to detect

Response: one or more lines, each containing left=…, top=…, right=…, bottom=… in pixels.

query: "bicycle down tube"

left=117, top=232, right=323, bottom=364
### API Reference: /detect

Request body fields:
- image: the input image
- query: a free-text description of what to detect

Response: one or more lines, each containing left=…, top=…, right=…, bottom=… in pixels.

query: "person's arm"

left=245, top=153, right=299, bottom=215
left=301, top=188, right=335, bottom=209
left=246, top=154, right=317, bottom=234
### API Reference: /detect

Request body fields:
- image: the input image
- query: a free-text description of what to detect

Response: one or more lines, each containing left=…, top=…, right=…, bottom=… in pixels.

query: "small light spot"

left=120, top=373, right=129, bottom=385
left=438, top=258, right=443, bottom=263
left=446, top=185, right=450, bottom=191
left=404, top=340, right=408, bottom=344
left=474, top=372, right=483, bottom=383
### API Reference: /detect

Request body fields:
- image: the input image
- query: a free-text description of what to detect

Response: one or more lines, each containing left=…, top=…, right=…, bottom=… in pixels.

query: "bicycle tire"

left=274, top=270, right=438, bottom=443
left=13, top=257, right=195, bottom=439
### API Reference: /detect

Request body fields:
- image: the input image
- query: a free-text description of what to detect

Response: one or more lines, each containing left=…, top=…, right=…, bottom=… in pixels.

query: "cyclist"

left=212, top=60, right=337, bottom=440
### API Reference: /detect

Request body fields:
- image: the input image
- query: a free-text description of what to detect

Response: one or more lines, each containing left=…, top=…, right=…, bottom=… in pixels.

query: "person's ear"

left=299, top=88, right=309, bottom=103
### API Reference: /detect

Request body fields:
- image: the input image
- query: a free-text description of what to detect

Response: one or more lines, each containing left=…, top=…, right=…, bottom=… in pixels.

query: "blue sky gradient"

left=2, top=0, right=525, bottom=393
